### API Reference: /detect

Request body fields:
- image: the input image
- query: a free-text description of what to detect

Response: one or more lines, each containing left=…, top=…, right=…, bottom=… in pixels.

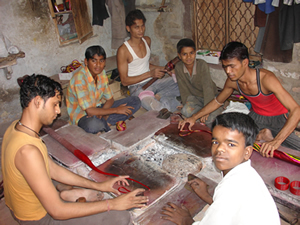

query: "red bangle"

left=290, top=181, right=300, bottom=196
left=274, top=176, right=290, bottom=190
left=106, top=200, right=110, bottom=212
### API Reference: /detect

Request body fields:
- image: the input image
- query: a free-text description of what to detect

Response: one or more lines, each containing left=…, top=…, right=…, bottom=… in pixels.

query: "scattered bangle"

left=106, top=199, right=110, bottom=212
left=274, top=176, right=290, bottom=190
left=290, top=181, right=300, bottom=196
left=214, top=97, right=224, bottom=106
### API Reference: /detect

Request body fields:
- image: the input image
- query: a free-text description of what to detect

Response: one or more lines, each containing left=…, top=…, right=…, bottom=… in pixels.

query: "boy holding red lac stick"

left=2, top=74, right=148, bottom=224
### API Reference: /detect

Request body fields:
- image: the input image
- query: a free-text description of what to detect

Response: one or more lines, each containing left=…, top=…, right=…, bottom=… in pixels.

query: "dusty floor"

left=0, top=98, right=299, bottom=224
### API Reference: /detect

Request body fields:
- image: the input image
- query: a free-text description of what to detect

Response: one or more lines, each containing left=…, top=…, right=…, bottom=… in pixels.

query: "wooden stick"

left=0, top=51, right=25, bottom=63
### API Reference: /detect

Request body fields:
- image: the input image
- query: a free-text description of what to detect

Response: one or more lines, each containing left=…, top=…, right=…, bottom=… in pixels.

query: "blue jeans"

left=78, top=96, right=141, bottom=134
left=181, top=95, right=223, bottom=126
left=128, top=76, right=180, bottom=112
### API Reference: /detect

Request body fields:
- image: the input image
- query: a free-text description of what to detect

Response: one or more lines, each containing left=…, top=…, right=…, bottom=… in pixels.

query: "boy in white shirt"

left=162, top=112, right=280, bottom=225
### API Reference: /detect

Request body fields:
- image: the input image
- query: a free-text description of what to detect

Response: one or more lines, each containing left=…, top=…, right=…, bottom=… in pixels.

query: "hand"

left=188, top=177, right=212, bottom=205
left=165, top=70, right=173, bottom=76
left=150, top=68, right=166, bottom=79
left=259, top=140, right=280, bottom=158
left=161, top=202, right=194, bottom=225
left=98, top=175, right=130, bottom=195
left=199, top=114, right=209, bottom=123
left=116, top=104, right=134, bottom=115
left=178, top=116, right=196, bottom=131
left=110, top=188, right=148, bottom=210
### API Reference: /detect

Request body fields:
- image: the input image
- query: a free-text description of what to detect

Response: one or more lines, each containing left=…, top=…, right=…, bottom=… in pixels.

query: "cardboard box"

left=58, top=67, right=81, bottom=80
left=196, top=50, right=221, bottom=64
left=113, top=90, right=123, bottom=100
left=109, top=81, right=121, bottom=93
left=109, top=81, right=123, bottom=99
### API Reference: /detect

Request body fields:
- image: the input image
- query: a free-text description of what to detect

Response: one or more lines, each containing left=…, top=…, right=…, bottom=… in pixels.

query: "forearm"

left=50, top=159, right=101, bottom=191
left=50, top=199, right=111, bottom=220
left=102, top=98, right=114, bottom=109
left=149, top=64, right=162, bottom=70
left=198, top=193, right=213, bottom=205
left=273, top=107, right=300, bottom=145
left=86, top=106, right=117, bottom=117
left=192, top=99, right=221, bottom=120
left=121, top=71, right=152, bottom=86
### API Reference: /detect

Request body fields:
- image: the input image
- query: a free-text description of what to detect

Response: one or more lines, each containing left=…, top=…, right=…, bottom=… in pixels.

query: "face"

left=178, top=47, right=196, bottom=66
left=211, top=125, right=252, bottom=176
left=85, top=54, right=106, bottom=78
left=39, top=91, right=62, bottom=126
left=126, top=19, right=145, bottom=38
left=221, top=58, right=248, bottom=81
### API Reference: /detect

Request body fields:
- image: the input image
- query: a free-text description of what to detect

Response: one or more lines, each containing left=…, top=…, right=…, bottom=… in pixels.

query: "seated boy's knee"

left=181, top=106, right=194, bottom=118
left=130, top=96, right=142, bottom=108
left=78, top=116, right=106, bottom=134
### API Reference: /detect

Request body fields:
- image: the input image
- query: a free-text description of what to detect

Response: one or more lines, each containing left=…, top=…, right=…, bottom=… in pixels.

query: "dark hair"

left=125, top=9, right=146, bottom=27
left=19, top=74, right=63, bottom=109
left=211, top=112, right=259, bottom=147
left=177, top=38, right=196, bottom=54
left=219, top=41, right=249, bottom=62
left=85, top=45, right=106, bottom=60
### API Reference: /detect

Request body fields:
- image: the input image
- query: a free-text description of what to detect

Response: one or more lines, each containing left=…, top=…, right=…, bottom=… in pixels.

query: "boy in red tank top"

left=179, top=42, right=300, bottom=157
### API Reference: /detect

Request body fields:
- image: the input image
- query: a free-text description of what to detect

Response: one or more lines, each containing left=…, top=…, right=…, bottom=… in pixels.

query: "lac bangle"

left=274, top=176, right=290, bottom=190
left=290, top=181, right=300, bottom=196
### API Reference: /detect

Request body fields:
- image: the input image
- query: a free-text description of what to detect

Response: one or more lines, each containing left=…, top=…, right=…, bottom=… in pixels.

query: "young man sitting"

left=117, top=9, right=180, bottom=112
left=2, top=74, right=148, bottom=224
left=162, top=112, right=280, bottom=225
left=67, top=45, right=141, bottom=134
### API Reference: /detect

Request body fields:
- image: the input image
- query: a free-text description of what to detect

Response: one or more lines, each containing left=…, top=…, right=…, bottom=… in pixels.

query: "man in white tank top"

left=117, top=9, right=180, bottom=112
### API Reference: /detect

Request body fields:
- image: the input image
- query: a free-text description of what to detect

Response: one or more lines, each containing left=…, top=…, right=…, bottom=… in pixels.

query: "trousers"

left=129, top=76, right=180, bottom=112
left=78, top=96, right=141, bottom=134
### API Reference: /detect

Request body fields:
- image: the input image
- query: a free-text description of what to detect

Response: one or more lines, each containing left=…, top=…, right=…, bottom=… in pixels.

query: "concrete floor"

left=0, top=101, right=299, bottom=224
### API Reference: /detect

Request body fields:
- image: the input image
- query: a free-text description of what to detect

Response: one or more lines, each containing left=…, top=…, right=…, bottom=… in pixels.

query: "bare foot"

left=56, top=183, right=73, bottom=192
left=256, top=128, right=274, bottom=142
left=177, top=105, right=183, bottom=110
left=60, top=188, right=104, bottom=202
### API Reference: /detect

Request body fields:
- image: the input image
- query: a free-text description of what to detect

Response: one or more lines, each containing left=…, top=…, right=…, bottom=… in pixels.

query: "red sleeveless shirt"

left=237, top=69, right=288, bottom=116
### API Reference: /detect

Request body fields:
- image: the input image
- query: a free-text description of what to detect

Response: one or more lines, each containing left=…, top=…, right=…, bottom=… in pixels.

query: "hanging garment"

left=92, top=0, right=109, bottom=26
left=106, top=0, right=128, bottom=49
left=123, top=0, right=136, bottom=17
left=243, top=0, right=275, bottom=14
left=279, top=2, right=300, bottom=50
left=260, top=5, right=293, bottom=62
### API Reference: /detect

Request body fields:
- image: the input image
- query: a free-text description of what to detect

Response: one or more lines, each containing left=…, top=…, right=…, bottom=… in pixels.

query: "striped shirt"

left=66, top=66, right=112, bottom=125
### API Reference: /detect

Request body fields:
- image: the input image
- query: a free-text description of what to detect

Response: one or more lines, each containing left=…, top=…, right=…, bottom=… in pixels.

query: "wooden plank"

left=71, top=0, right=93, bottom=44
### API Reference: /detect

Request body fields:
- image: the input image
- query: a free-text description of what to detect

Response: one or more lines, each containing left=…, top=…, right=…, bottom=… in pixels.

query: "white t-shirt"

left=123, top=37, right=151, bottom=86
left=193, top=160, right=280, bottom=225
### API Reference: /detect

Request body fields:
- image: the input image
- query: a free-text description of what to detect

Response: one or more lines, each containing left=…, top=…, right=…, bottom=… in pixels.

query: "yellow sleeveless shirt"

left=1, top=120, right=50, bottom=221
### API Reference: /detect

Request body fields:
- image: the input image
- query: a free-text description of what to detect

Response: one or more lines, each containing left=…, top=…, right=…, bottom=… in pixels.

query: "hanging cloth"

left=106, top=0, right=128, bottom=49
left=243, top=0, right=275, bottom=14
left=260, top=4, right=293, bottom=62
left=279, top=2, right=300, bottom=50
left=123, top=0, right=136, bottom=17
left=92, top=0, right=109, bottom=26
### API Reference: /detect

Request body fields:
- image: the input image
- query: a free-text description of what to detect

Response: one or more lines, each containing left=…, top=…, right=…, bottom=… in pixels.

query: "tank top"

left=1, top=120, right=50, bottom=220
left=236, top=69, right=288, bottom=116
left=124, top=37, right=152, bottom=86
